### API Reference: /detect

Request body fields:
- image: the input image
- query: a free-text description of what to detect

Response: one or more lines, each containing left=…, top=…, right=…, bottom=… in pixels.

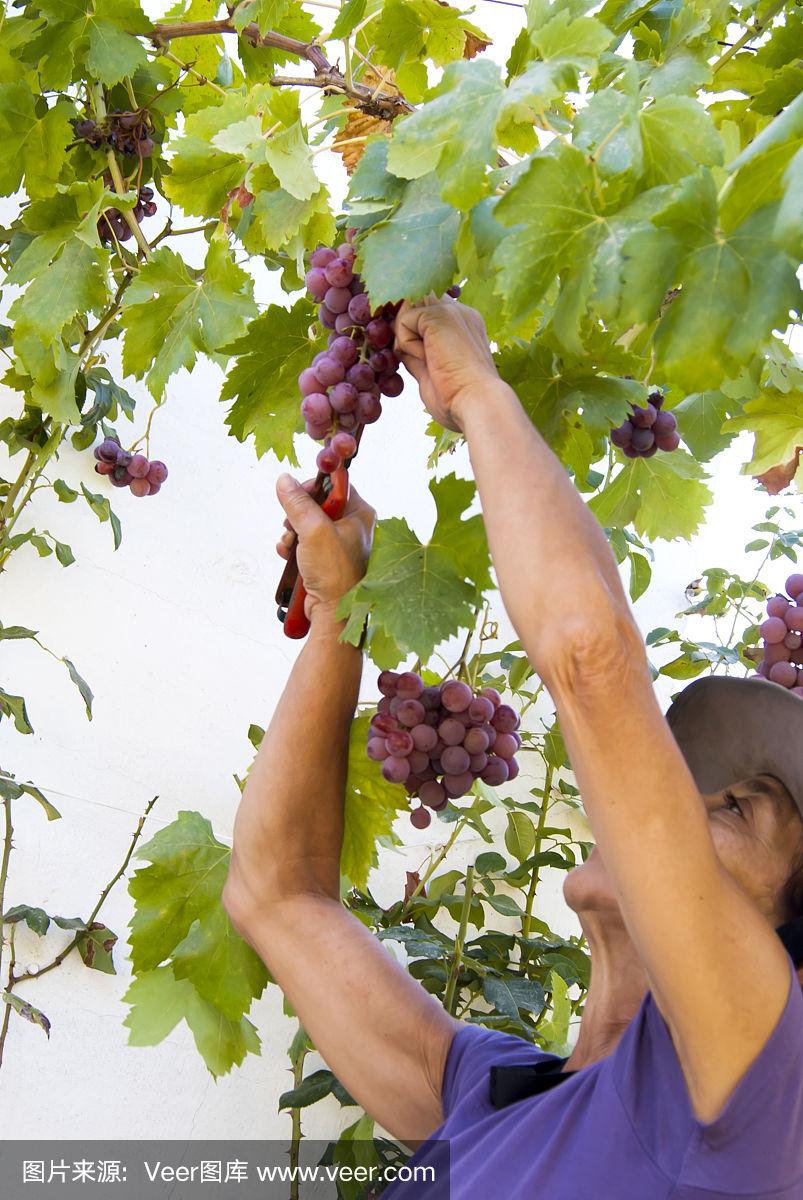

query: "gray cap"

left=666, top=676, right=803, bottom=816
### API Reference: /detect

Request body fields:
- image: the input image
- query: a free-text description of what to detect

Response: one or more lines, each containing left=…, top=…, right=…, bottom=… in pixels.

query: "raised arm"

left=395, top=298, right=794, bottom=1124
left=223, top=475, right=456, bottom=1143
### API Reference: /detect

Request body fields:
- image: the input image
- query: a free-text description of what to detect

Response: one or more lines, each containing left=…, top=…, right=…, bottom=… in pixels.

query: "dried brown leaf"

left=756, top=448, right=802, bottom=494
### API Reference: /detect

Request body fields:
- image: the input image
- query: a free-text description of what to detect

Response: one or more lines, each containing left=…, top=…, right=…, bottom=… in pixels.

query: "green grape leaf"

left=493, top=145, right=598, bottom=325
left=338, top=474, right=491, bottom=662
left=530, top=7, right=611, bottom=61
left=234, top=0, right=292, bottom=33
left=263, top=121, right=318, bottom=201
left=163, top=92, right=255, bottom=218
left=639, top=96, right=723, bottom=185
left=124, top=966, right=261, bottom=1078
left=11, top=238, right=108, bottom=345
left=724, top=389, right=803, bottom=478
left=172, top=903, right=269, bottom=1021
left=85, top=0, right=151, bottom=84
left=242, top=169, right=335, bottom=256
left=220, top=301, right=321, bottom=465
left=331, top=0, right=368, bottom=39
left=672, top=391, right=737, bottom=461
left=357, top=174, right=460, bottom=304
left=341, top=715, right=407, bottom=889
left=0, top=770, right=61, bottom=820
left=537, top=969, right=571, bottom=1053
left=0, top=84, right=74, bottom=199
left=62, top=657, right=93, bottom=719
left=120, top=240, right=257, bottom=399
left=591, top=450, right=712, bottom=541
left=80, top=485, right=122, bottom=550
left=0, top=687, right=33, bottom=735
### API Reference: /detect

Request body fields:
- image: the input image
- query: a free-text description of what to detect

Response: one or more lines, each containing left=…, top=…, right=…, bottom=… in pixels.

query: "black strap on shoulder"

left=490, top=1058, right=577, bottom=1110
left=777, top=918, right=803, bottom=968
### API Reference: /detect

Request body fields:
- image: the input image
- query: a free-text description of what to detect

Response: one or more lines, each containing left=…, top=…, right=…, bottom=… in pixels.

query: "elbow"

left=537, top=590, right=648, bottom=705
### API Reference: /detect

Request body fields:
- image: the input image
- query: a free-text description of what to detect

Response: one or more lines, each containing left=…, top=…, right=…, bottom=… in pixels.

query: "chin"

left=563, top=848, right=618, bottom=914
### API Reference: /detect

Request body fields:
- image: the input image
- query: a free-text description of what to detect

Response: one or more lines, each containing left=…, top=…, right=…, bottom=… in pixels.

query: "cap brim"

left=666, top=676, right=803, bottom=816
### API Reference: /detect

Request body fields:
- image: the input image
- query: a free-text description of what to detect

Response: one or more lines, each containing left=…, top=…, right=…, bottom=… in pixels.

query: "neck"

left=562, top=910, right=648, bottom=1072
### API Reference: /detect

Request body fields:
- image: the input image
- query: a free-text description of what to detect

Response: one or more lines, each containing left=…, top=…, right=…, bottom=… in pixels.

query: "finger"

left=276, top=473, right=330, bottom=538
left=396, top=351, right=426, bottom=387
left=344, top=482, right=376, bottom=528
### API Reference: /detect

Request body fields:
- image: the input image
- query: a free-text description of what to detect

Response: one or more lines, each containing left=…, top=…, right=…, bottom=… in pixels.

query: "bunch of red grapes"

left=74, top=110, right=155, bottom=158
left=367, top=671, right=522, bottom=829
left=610, top=391, right=680, bottom=458
left=755, top=574, right=803, bottom=695
left=98, top=183, right=157, bottom=246
left=299, top=233, right=405, bottom=474
left=93, top=437, right=168, bottom=498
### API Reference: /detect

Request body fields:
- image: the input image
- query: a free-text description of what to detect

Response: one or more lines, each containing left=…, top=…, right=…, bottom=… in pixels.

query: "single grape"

left=367, top=738, right=389, bottom=761
left=623, top=445, right=639, bottom=459
left=128, top=454, right=150, bottom=479
left=396, top=672, right=424, bottom=699
left=324, top=258, right=354, bottom=288
left=479, top=687, right=501, bottom=708
left=146, top=460, right=168, bottom=486
left=310, top=246, right=337, bottom=268
left=143, top=202, right=157, bottom=218
left=366, top=319, right=393, bottom=348
left=491, top=704, right=519, bottom=733
left=372, top=713, right=399, bottom=735
left=347, top=362, right=375, bottom=390
left=494, top=733, right=519, bottom=760
left=485, top=725, right=497, bottom=749
left=317, top=446, right=340, bottom=473
left=409, top=750, right=430, bottom=775
left=648, top=390, right=664, bottom=409
left=631, top=404, right=657, bottom=429
left=764, top=642, right=790, bottom=665
left=330, top=431, right=357, bottom=460
left=786, top=574, right=803, bottom=599
left=763, top=616, right=790, bottom=644
left=347, top=293, right=372, bottom=325
left=305, top=421, right=330, bottom=441
left=784, top=631, right=802, bottom=650
left=357, top=392, right=382, bottom=424
left=338, top=412, right=358, bottom=432
left=770, top=661, right=798, bottom=688
left=441, top=680, right=473, bottom=713
left=441, top=745, right=470, bottom=775
left=467, top=696, right=494, bottom=725
left=97, top=438, right=120, bottom=463
left=378, top=670, right=399, bottom=696
left=419, top=781, right=447, bottom=810
left=768, top=594, right=791, bottom=618
left=410, top=805, right=432, bottom=829
left=299, top=368, right=323, bottom=395
left=305, top=268, right=329, bottom=301
left=631, top=427, right=655, bottom=452
left=368, top=350, right=393, bottom=374
left=463, top=726, right=490, bottom=755
left=379, top=373, right=404, bottom=398
left=338, top=241, right=357, bottom=263
left=137, top=137, right=155, bottom=157
left=444, top=772, right=473, bottom=799
left=653, top=410, right=677, bottom=437
left=301, top=392, right=333, bottom=425
left=129, top=477, right=150, bottom=498
left=95, top=461, right=114, bottom=476
left=507, top=758, right=520, bottom=781
left=447, top=284, right=462, bottom=298
left=439, top=717, right=466, bottom=746
left=469, top=752, right=489, bottom=773
left=411, top=724, right=438, bottom=753
left=382, top=756, right=411, bottom=784
left=785, top=607, right=803, bottom=633
left=610, top=421, right=633, bottom=448
left=335, top=312, right=360, bottom=337
left=655, top=432, right=680, bottom=452
left=148, top=482, right=161, bottom=495
left=318, top=304, right=337, bottom=329
left=324, top=286, right=351, bottom=315
left=480, top=756, right=509, bottom=787
left=398, top=699, right=426, bottom=727
left=386, top=729, right=414, bottom=756
left=329, top=336, right=359, bottom=368
left=329, top=382, right=358, bottom=414
left=111, top=468, right=132, bottom=487
left=315, top=356, right=345, bottom=387
left=421, top=685, right=442, bottom=710
left=116, top=447, right=132, bottom=467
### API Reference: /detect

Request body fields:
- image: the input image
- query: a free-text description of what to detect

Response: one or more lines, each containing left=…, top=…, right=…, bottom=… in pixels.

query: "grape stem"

left=444, top=863, right=475, bottom=1015
left=521, top=765, right=554, bottom=941
left=150, top=19, right=413, bottom=117
left=710, top=0, right=786, bottom=72
left=159, top=49, right=228, bottom=98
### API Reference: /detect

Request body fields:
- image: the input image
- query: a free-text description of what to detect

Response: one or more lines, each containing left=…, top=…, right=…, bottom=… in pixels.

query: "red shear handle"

left=283, top=466, right=350, bottom=640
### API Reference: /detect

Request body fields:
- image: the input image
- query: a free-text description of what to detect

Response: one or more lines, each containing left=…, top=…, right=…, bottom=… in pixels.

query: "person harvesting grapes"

left=223, top=295, right=803, bottom=1199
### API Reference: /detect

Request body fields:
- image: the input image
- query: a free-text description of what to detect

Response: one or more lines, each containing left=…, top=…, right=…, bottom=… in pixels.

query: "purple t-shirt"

left=387, top=954, right=803, bottom=1199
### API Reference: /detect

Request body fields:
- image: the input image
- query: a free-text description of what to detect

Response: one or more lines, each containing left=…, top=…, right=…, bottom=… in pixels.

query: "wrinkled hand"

left=394, top=296, right=500, bottom=432
left=276, top=474, right=376, bottom=625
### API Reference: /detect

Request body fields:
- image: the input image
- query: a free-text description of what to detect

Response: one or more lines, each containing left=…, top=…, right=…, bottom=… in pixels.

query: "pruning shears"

left=275, top=433, right=362, bottom=640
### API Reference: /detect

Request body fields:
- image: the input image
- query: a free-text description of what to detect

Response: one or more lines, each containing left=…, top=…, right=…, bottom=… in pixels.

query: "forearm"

left=226, top=608, right=363, bottom=909
left=457, top=380, right=633, bottom=672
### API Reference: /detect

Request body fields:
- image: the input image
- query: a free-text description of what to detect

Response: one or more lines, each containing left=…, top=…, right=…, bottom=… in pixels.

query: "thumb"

left=276, top=473, right=328, bottom=536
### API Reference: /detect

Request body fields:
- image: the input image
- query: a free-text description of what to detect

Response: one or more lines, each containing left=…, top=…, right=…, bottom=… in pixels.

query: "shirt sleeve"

left=442, top=1023, right=549, bottom=1118
left=613, top=954, right=803, bottom=1193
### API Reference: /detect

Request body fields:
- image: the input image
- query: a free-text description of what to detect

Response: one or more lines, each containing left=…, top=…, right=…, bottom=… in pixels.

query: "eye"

left=724, top=791, right=744, bottom=818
